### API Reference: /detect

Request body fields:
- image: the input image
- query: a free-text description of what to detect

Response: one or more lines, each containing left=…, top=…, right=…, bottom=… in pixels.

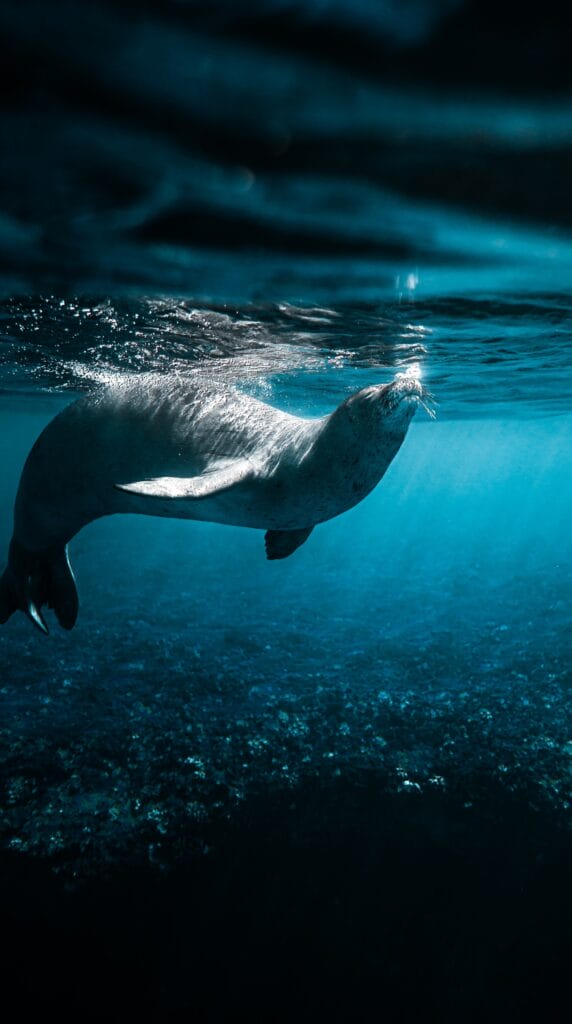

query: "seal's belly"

left=117, top=471, right=366, bottom=532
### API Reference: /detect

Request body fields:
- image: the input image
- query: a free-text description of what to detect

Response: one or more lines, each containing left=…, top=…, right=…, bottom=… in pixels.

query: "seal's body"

left=0, top=373, right=429, bottom=633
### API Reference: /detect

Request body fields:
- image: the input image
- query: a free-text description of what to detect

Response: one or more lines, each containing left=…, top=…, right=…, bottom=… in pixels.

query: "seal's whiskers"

left=417, top=398, right=437, bottom=419
left=415, top=385, right=438, bottom=420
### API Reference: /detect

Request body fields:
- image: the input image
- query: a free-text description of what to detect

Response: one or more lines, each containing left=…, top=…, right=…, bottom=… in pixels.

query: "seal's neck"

left=300, top=382, right=418, bottom=518
left=328, top=385, right=414, bottom=462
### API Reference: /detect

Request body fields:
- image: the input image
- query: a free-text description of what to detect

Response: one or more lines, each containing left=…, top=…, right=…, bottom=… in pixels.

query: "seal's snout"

left=347, top=376, right=436, bottom=424
left=384, top=376, right=436, bottom=420
left=393, top=376, right=424, bottom=400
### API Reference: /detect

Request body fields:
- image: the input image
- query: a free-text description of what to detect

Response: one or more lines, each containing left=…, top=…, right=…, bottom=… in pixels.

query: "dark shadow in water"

left=131, top=204, right=417, bottom=259
left=3, top=780, right=571, bottom=1022
left=3, top=0, right=572, bottom=298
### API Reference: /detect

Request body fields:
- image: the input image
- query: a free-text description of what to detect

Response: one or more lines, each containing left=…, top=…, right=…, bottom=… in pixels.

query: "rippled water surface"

left=2, top=289, right=572, bottom=419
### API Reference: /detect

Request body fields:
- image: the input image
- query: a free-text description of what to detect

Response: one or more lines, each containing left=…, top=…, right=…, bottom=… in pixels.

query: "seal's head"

left=344, top=375, right=435, bottom=438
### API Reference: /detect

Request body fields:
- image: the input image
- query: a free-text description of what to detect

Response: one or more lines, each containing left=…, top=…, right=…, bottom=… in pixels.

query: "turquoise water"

left=1, top=294, right=571, bottom=1018
left=1, top=293, right=571, bottom=868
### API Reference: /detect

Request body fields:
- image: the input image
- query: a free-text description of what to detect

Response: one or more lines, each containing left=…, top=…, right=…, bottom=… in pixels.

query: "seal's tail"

left=0, top=541, right=79, bottom=635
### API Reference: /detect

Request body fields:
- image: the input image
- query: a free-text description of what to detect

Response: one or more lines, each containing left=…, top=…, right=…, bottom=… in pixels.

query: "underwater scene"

left=1, top=1, right=572, bottom=1020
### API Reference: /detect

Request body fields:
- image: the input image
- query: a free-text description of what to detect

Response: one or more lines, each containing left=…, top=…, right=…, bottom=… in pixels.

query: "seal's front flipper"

left=0, top=542, right=78, bottom=634
left=115, top=458, right=254, bottom=501
left=265, top=527, right=313, bottom=560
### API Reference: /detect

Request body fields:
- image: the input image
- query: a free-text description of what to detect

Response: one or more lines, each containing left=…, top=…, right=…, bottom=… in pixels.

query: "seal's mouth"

left=384, top=376, right=437, bottom=419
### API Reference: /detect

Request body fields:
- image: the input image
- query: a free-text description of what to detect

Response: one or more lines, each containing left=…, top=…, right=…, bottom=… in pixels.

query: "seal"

left=0, top=372, right=432, bottom=633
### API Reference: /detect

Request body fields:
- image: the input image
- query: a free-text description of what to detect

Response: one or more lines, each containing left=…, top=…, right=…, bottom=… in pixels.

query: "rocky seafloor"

left=1, top=530, right=571, bottom=1020
left=2, top=554, right=570, bottom=878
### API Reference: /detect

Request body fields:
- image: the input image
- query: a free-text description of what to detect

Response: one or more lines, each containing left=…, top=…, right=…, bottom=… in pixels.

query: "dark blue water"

left=2, top=2, right=572, bottom=1020
left=2, top=295, right=571, bottom=862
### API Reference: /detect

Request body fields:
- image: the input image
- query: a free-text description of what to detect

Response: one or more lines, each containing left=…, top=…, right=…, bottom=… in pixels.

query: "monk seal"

left=0, top=372, right=433, bottom=633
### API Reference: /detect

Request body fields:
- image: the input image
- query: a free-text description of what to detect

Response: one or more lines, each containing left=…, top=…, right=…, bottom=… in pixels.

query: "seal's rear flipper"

left=265, top=527, right=313, bottom=560
left=47, top=548, right=79, bottom=630
left=0, top=542, right=79, bottom=634
left=0, top=561, right=50, bottom=633
left=0, top=566, right=18, bottom=625
left=25, top=596, right=49, bottom=635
